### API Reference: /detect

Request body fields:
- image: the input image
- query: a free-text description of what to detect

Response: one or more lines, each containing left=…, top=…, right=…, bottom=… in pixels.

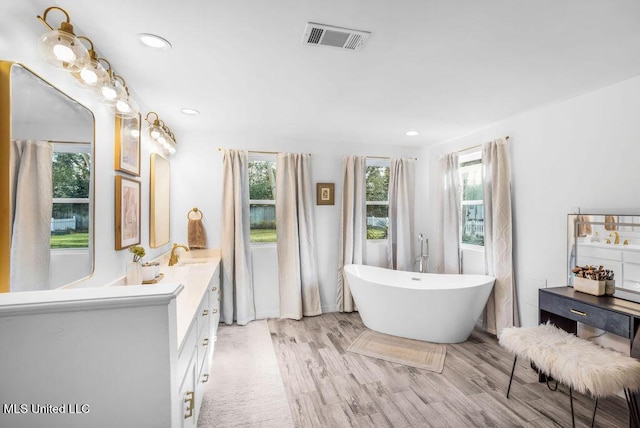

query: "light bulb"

left=101, top=86, right=117, bottom=100
left=116, top=100, right=132, bottom=113
left=53, top=44, right=75, bottom=62
left=80, top=68, right=98, bottom=84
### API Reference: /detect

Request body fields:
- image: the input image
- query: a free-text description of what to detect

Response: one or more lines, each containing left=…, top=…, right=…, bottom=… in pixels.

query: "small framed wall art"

left=316, top=182, right=335, bottom=205
left=115, top=114, right=141, bottom=176
left=115, top=175, right=141, bottom=250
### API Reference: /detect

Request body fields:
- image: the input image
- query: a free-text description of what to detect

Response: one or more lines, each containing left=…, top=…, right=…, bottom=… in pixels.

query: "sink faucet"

left=609, top=231, right=620, bottom=245
left=414, top=233, right=429, bottom=273
left=169, top=243, right=189, bottom=266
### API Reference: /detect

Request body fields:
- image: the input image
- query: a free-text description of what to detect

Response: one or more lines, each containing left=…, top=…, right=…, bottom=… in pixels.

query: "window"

left=248, top=156, right=276, bottom=243
left=366, top=160, right=390, bottom=240
left=459, top=152, right=484, bottom=246
left=51, top=143, right=91, bottom=249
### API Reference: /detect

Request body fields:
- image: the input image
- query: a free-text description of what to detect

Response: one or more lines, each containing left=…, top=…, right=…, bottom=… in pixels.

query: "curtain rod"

left=216, top=147, right=311, bottom=156
left=47, top=140, right=91, bottom=144
left=457, top=135, right=510, bottom=154
left=367, top=155, right=418, bottom=161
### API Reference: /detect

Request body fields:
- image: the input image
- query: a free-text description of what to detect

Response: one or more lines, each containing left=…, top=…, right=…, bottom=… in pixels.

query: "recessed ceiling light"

left=137, top=33, right=172, bottom=50
left=405, top=131, right=419, bottom=136
left=181, top=108, right=200, bottom=116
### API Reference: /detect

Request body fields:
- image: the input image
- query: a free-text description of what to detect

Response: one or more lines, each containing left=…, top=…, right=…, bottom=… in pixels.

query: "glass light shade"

left=115, top=96, right=139, bottom=119
left=97, top=76, right=126, bottom=106
left=125, top=122, right=140, bottom=138
left=148, top=124, right=163, bottom=140
left=38, top=29, right=89, bottom=72
left=71, top=58, right=108, bottom=89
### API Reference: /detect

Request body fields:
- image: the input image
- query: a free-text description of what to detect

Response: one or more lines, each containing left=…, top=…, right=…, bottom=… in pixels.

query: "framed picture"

left=115, top=175, right=141, bottom=250
left=316, top=182, right=335, bottom=205
left=115, top=114, right=141, bottom=176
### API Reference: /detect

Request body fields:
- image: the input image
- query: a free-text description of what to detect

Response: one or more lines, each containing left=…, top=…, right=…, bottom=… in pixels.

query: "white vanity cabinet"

left=576, top=245, right=640, bottom=292
left=0, top=258, right=221, bottom=428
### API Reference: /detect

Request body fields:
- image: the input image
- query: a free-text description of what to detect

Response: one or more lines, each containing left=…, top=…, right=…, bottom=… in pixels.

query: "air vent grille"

left=303, top=22, right=371, bottom=51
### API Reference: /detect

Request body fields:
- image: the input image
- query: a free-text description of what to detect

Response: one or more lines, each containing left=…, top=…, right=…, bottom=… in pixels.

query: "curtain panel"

left=10, top=140, right=53, bottom=291
left=435, top=152, right=462, bottom=274
left=337, top=155, right=367, bottom=312
left=482, top=138, right=518, bottom=335
left=387, top=158, right=416, bottom=271
left=276, top=153, right=322, bottom=319
left=221, top=149, right=255, bottom=325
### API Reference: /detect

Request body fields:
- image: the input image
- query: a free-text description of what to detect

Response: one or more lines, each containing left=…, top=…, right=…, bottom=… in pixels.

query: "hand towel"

left=604, top=215, right=618, bottom=231
left=188, top=219, right=206, bottom=249
left=576, top=215, right=592, bottom=237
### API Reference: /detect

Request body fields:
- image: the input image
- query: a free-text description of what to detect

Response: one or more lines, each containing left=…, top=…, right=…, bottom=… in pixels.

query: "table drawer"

left=539, top=292, right=630, bottom=338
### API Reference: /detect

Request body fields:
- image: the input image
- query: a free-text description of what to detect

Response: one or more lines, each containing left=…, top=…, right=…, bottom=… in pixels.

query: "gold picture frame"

left=115, top=114, right=141, bottom=176
left=115, top=175, right=141, bottom=250
left=316, top=183, right=335, bottom=205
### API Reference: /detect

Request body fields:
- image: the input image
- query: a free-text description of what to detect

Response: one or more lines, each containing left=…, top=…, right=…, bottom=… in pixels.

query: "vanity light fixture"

left=180, top=108, right=200, bottom=116
left=144, top=112, right=177, bottom=156
left=137, top=33, right=172, bottom=50
left=37, top=6, right=90, bottom=72
left=405, top=131, right=419, bottom=137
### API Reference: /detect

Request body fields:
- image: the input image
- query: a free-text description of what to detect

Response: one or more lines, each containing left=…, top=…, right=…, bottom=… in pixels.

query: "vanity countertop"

left=160, top=255, right=221, bottom=346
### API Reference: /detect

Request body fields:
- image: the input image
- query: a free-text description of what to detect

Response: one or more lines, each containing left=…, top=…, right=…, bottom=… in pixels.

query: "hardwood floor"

left=268, top=313, right=629, bottom=427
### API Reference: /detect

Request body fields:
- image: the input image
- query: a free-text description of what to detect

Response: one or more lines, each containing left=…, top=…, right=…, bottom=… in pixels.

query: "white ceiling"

left=22, top=0, right=640, bottom=146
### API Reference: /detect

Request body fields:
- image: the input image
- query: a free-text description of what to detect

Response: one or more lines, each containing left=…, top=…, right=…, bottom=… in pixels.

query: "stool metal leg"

left=569, top=387, right=575, bottom=428
left=590, top=397, right=598, bottom=428
left=506, top=355, right=517, bottom=399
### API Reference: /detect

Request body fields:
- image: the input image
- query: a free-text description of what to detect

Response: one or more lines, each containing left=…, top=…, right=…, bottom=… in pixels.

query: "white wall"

left=1, top=2, right=173, bottom=289
left=170, top=136, right=421, bottom=315
left=423, top=75, right=640, bottom=327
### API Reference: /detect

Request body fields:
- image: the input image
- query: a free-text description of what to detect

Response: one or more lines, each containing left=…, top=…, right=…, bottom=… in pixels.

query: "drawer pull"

left=184, top=391, right=194, bottom=419
left=212, top=308, right=218, bottom=314
left=202, top=373, right=209, bottom=383
left=202, top=309, right=209, bottom=317
left=570, top=309, right=588, bottom=317
left=211, top=286, right=217, bottom=292
left=202, top=338, right=209, bottom=346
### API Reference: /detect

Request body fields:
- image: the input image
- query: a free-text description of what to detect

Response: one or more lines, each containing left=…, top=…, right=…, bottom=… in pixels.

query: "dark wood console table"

left=539, top=286, right=640, bottom=427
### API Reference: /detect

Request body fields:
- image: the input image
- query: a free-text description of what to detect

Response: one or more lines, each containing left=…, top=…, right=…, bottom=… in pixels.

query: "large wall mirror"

left=150, top=153, right=170, bottom=248
left=568, top=214, right=640, bottom=303
left=0, top=62, right=95, bottom=292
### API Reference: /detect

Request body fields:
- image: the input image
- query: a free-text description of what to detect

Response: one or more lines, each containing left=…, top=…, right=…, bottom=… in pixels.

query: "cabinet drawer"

left=196, top=294, right=210, bottom=340
left=578, top=246, right=622, bottom=261
left=625, top=263, right=640, bottom=282
left=539, top=292, right=630, bottom=338
left=177, top=322, right=197, bottom=384
left=624, top=251, right=640, bottom=264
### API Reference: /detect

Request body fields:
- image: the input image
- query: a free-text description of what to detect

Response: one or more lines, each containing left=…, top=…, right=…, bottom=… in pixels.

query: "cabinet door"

left=179, top=354, right=197, bottom=428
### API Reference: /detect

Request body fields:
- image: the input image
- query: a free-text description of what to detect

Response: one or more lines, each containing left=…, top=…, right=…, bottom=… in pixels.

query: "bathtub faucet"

left=414, top=233, right=429, bottom=273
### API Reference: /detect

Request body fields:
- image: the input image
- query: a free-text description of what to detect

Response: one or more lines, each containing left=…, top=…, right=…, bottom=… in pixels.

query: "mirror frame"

left=0, top=61, right=96, bottom=292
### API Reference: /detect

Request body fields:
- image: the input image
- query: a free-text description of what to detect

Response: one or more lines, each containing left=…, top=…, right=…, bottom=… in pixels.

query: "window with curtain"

left=459, top=151, right=484, bottom=247
left=51, top=143, right=91, bottom=249
left=248, top=155, right=277, bottom=243
left=366, top=160, right=390, bottom=240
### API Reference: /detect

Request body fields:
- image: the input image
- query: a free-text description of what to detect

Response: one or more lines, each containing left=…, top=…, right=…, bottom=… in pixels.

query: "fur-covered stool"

left=500, top=322, right=640, bottom=427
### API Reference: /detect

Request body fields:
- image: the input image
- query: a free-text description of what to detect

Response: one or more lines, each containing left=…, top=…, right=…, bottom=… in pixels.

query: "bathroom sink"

left=178, top=258, right=210, bottom=266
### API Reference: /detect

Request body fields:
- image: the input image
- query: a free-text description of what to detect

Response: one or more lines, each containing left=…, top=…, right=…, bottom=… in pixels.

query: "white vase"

left=126, top=261, right=142, bottom=285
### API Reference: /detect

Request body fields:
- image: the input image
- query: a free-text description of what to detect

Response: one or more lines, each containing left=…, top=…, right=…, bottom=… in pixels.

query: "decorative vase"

left=126, top=261, right=142, bottom=285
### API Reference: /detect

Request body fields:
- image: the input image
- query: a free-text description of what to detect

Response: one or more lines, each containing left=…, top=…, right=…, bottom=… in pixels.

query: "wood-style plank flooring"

left=268, top=313, right=628, bottom=427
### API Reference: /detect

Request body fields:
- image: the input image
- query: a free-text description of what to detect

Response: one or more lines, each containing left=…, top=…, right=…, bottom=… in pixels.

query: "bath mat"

left=347, top=330, right=446, bottom=373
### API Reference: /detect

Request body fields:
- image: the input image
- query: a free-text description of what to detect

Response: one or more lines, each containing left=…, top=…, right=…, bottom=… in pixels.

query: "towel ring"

left=188, top=207, right=203, bottom=220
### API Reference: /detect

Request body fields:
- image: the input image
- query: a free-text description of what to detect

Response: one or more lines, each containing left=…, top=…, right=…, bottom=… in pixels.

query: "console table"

left=539, top=286, right=640, bottom=427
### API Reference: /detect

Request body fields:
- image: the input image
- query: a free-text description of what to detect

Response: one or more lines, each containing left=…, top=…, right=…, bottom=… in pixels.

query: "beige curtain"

left=275, top=153, right=322, bottom=319
left=337, top=155, right=366, bottom=312
left=435, top=153, right=462, bottom=274
left=387, top=158, right=416, bottom=271
left=10, top=140, right=53, bottom=291
left=221, top=149, right=255, bottom=325
left=482, top=138, right=518, bottom=335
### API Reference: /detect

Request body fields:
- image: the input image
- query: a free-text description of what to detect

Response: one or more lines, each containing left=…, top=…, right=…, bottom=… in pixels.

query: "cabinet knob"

left=202, top=338, right=209, bottom=346
left=184, top=391, right=194, bottom=419
left=202, top=373, right=209, bottom=383
left=202, top=309, right=209, bottom=317
left=211, top=286, right=217, bottom=292
left=212, top=308, right=218, bottom=314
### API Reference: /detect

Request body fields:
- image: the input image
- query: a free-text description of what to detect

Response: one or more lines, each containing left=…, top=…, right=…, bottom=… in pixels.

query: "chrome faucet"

left=609, top=231, right=620, bottom=245
left=168, top=243, right=189, bottom=266
left=414, top=233, right=429, bottom=273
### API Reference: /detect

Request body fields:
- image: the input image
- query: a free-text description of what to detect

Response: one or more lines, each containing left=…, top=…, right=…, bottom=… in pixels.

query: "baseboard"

left=322, top=304, right=337, bottom=313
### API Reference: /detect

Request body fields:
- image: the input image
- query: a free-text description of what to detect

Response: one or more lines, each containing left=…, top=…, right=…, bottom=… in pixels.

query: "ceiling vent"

left=302, top=22, right=371, bottom=51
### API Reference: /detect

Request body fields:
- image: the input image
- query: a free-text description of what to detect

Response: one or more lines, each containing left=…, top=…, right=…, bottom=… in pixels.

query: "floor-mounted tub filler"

left=343, top=264, right=495, bottom=343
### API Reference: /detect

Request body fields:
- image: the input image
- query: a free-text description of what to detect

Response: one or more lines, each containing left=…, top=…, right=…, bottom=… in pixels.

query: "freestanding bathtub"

left=343, top=264, right=495, bottom=344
